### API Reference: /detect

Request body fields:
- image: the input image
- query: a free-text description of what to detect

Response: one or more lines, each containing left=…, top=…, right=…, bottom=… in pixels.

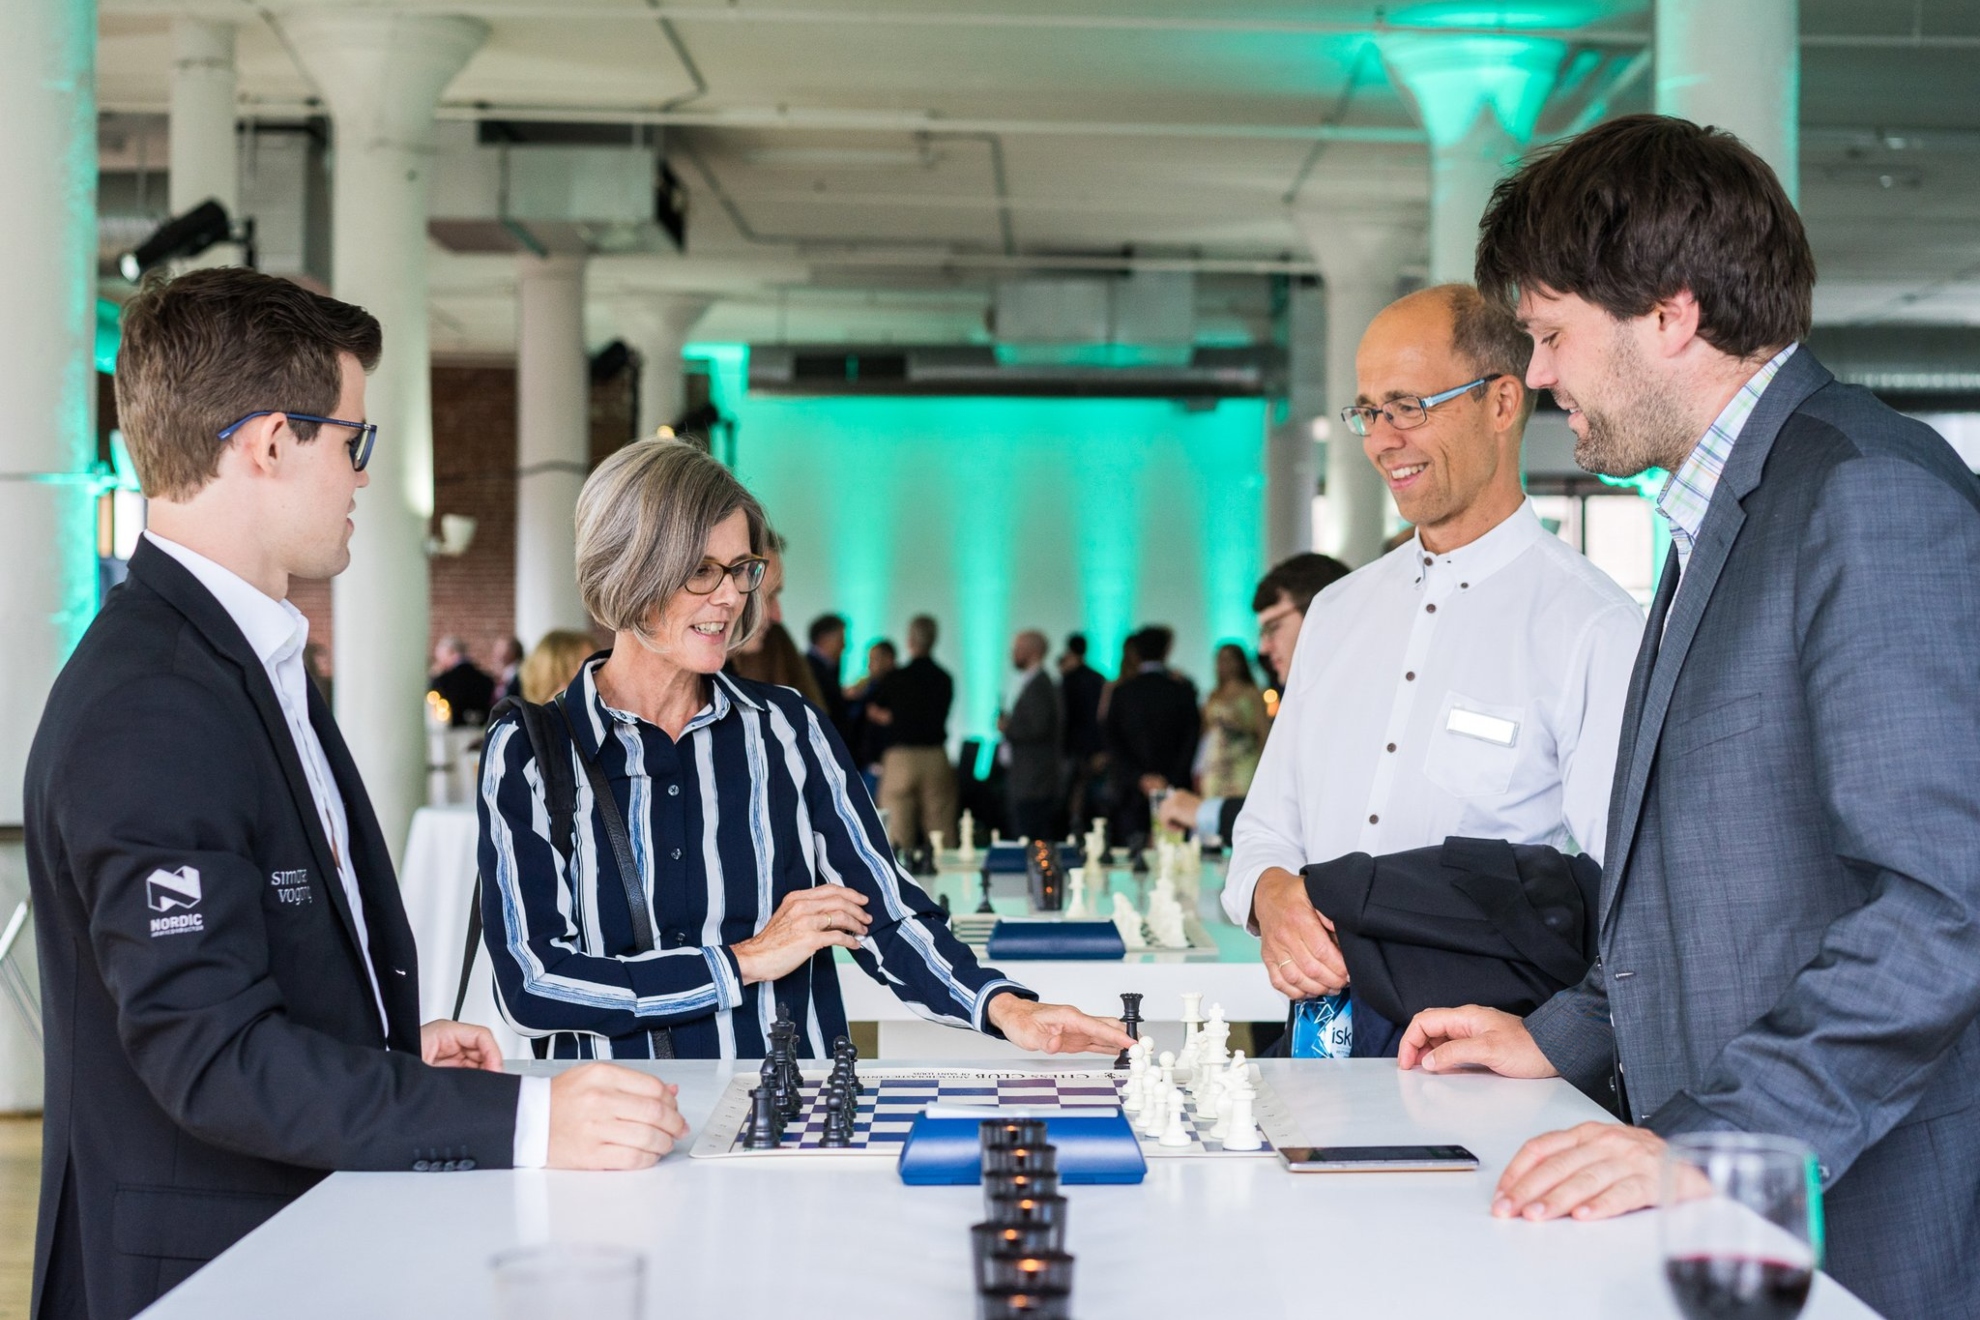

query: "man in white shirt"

left=25, top=267, right=685, bottom=1319
left=1225, top=283, right=1641, bottom=1055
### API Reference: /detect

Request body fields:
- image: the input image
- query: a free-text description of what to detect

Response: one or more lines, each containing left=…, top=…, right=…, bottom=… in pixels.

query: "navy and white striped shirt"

left=477, top=658, right=1028, bottom=1059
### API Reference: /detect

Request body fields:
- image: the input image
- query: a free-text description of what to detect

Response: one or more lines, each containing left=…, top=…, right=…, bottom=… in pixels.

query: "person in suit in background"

left=491, top=636, right=525, bottom=704
left=868, top=614, right=958, bottom=850
left=846, top=638, right=898, bottom=791
left=1103, top=625, right=1199, bottom=845
left=1056, top=633, right=1106, bottom=832
left=1399, top=115, right=1980, bottom=1319
left=25, top=268, right=685, bottom=1320
left=428, top=635, right=495, bottom=727
left=805, top=612, right=851, bottom=739
left=1152, top=553, right=1352, bottom=847
left=998, top=629, right=1062, bottom=843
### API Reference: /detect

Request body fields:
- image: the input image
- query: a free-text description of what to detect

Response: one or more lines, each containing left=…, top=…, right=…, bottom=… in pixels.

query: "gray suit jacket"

left=1004, top=670, right=1063, bottom=803
left=1524, top=348, right=1980, bottom=1318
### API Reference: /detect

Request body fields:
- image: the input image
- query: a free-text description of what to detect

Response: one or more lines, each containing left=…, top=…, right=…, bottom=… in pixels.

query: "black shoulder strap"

left=553, top=693, right=676, bottom=1059
left=453, top=696, right=578, bottom=1021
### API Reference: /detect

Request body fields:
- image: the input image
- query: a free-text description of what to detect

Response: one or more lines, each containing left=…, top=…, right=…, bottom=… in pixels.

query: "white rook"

left=515, top=254, right=593, bottom=649
left=285, top=11, right=486, bottom=862
left=1297, top=210, right=1416, bottom=568
left=1656, top=0, right=1799, bottom=202
left=168, top=18, right=239, bottom=267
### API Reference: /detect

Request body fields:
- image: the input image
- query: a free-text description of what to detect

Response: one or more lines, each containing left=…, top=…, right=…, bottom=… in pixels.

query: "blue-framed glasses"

left=217, top=411, right=378, bottom=472
left=1339, top=374, right=1508, bottom=438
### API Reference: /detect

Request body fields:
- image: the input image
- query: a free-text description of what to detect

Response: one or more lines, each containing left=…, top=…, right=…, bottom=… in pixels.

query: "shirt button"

left=668, top=784, right=680, bottom=797
left=1460, top=582, right=1469, bottom=589
left=1368, top=814, right=1380, bottom=825
left=1386, top=743, right=1396, bottom=753
left=1425, top=603, right=1437, bottom=614
left=1404, top=671, right=1415, bottom=681
left=670, top=847, right=683, bottom=860
left=1422, top=555, right=1432, bottom=566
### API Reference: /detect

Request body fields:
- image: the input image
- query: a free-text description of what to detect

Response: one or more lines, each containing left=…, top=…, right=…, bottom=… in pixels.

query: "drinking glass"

left=491, top=1243, right=645, bottom=1320
left=1660, top=1133, right=1822, bottom=1320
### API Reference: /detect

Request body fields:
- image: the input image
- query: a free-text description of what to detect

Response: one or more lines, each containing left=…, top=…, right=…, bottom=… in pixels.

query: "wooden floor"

left=0, top=1117, right=38, bottom=1320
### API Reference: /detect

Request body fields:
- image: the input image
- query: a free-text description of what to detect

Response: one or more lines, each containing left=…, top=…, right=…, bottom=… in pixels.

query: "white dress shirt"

left=1223, top=501, right=1644, bottom=929
left=143, top=532, right=550, bottom=1169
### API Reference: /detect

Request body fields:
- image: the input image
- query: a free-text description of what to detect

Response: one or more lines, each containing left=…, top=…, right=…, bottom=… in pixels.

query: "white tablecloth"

left=401, top=805, right=528, bottom=1059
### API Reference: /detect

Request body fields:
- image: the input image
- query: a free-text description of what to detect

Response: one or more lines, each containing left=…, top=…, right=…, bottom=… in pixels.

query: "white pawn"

left=1110, top=892, right=1147, bottom=949
left=1139, top=1080, right=1169, bottom=1137
left=1210, top=1052, right=1247, bottom=1135
left=1158, top=1089, right=1192, bottom=1147
left=1064, top=867, right=1089, bottom=918
left=1221, top=1078, right=1263, bottom=1151
left=1158, top=1050, right=1177, bottom=1089
left=929, top=829, right=945, bottom=856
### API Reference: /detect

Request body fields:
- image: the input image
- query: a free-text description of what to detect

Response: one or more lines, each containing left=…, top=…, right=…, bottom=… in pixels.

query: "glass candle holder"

left=981, top=1118, right=1049, bottom=1151
left=983, top=1143, right=1058, bottom=1177
left=985, top=1193, right=1068, bottom=1241
left=984, top=1170, right=1060, bottom=1212
left=971, top=1221, right=1063, bottom=1288
left=981, top=1250, right=1076, bottom=1295
left=977, top=1291, right=1072, bottom=1320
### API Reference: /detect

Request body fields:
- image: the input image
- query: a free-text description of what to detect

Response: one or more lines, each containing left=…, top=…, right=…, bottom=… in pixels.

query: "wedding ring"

left=1277, top=958, right=1296, bottom=968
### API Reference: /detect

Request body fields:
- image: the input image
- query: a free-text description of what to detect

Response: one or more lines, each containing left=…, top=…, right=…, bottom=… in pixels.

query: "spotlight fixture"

left=118, top=199, right=256, bottom=281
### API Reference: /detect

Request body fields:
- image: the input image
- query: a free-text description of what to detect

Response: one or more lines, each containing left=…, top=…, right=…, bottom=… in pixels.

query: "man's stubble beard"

left=1571, top=330, right=1697, bottom=479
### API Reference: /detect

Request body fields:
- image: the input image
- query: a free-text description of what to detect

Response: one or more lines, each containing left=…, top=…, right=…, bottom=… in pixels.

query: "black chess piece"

left=1115, top=991, right=1144, bottom=1069
left=975, top=865, right=995, bottom=915
left=743, top=1085, right=781, bottom=1149
left=833, top=1035, right=863, bottom=1093
left=1128, top=832, right=1150, bottom=874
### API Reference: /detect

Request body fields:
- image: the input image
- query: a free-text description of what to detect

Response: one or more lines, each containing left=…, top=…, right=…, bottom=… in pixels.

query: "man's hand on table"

left=1155, top=788, right=1203, bottom=833
left=1400, top=1005, right=1683, bottom=1223
left=420, top=1019, right=505, bottom=1071
left=547, top=1062, right=689, bottom=1170
left=987, top=995, right=1137, bottom=1055
left=1252, top=867, right=1348, bottom=999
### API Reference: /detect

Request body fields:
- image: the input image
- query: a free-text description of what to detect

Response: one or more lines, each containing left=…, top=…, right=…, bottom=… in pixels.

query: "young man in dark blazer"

left=1400, top=116, right=1980, bottom=1318
left=27, top=268, right=686, bottom=1320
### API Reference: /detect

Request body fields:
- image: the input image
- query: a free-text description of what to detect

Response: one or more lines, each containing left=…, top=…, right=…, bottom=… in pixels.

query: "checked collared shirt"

left=1656, top=344, right=1799, bottom=576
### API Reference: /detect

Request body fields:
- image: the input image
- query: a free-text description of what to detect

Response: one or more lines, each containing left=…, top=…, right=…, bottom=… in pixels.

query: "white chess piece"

left=1120, top=1040, right=1148, bottom=1112
left=1064, top=867, right=1089, bottom=919
left=1158, top=1089, right=1192, bottom=1147
left=1139, top=1080, right=1169, bottom=1137
left=1221, top=1076, right=1263, bottom=1151
left=991, top=829, right=1004, bottom=848
left=958, top=811, right=977, bottom=863
left=1157, top=1050, right=1176, bottom=1089
left=929, top=829, right=945, bottom=856
left=1109, top=893, right=1147, bottom=949
left=1179, top=991, right=1205, bottom=1049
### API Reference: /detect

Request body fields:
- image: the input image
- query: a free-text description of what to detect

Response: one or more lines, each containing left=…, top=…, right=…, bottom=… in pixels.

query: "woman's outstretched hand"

left=731, top=885, right=872, bottom=984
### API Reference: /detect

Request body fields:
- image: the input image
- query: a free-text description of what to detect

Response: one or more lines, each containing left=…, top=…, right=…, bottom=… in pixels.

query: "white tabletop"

left=137, top=1060, right=1877, bottom=1320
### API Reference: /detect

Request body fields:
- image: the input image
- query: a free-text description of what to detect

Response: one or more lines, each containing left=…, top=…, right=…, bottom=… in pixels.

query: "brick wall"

left=290, top=363, right=635, bottom=681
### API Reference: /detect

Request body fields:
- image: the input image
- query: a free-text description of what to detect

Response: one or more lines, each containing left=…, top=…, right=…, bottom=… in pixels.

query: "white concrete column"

left=1428, top=114, right=1521, bottom=284
left=168, top=18, right=239, bottom=267
left=621, top=295, right=713, bottom=440
left=1297, top=211, right=1417, bottom=567
left=285, top=12, right=486, bottom=861
left=1656, top=0, right=1799, bottom=202
left=515, top=254, right=593, bottom=649
left=0, top=0, right=94, bottom=1108
left=1382, top=34, right=1564, bottom=284
left=1265, top=280, right=1325, bottom=563
left=0, top=0, right=97, bottom=828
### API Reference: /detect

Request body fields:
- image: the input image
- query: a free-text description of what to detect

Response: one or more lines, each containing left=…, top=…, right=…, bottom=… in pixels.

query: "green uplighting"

left=95, top=298, right=120, bottom=374
left=1381, top=32, right=1568, bottom=146
left=720, top=375, right=1266, bottom=754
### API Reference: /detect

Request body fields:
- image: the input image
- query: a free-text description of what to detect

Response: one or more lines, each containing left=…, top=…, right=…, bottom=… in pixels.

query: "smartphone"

left=1276, top=1144, right=1479, bottom=1173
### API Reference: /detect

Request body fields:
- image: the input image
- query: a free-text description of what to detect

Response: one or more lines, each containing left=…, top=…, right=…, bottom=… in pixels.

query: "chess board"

left=689, top=1066, right=1288, bottom=1160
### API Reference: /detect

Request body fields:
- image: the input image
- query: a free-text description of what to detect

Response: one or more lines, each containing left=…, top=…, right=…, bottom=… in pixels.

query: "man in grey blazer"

left=1399, top=114, right=1980, bottom=1317
left=1000, top=629, right=1063, bottom=842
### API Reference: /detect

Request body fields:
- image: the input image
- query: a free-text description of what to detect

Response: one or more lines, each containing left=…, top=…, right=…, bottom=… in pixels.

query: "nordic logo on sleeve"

left=146, top=866, right=205, bottom=936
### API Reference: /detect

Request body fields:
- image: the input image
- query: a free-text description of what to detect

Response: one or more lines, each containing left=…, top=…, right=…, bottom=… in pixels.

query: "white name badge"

left=1446, top=707, right=1520, bottom=747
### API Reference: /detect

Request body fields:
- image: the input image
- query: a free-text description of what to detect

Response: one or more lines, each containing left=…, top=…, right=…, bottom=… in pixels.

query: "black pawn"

left=1116, top=991, right=1144, bottom=1069
left=743, top=1085, right=781, bottom=1149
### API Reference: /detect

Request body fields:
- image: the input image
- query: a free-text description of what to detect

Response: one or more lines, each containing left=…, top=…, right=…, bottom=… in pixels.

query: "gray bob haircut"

left=575, top=438, right=769, bottom=650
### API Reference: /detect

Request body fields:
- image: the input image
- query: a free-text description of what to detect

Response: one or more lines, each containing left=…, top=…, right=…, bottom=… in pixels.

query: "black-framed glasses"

left=684, top=556, right=769, bottom=595
left=1339, top=374, right=1507, bottom=437
left=217, top=411, right=379, bottom=472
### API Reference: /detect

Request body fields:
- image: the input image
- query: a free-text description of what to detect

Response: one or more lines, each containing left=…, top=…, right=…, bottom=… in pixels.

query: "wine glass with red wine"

left=1660, top=1133, right=1822, bottom=1320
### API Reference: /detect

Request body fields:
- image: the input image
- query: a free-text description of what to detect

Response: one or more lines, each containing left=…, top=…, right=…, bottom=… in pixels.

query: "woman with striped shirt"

left=477, top=438, right=1133, bottom=1061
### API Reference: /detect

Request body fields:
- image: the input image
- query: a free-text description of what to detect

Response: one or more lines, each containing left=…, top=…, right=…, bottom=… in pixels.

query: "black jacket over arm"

left=1302, top=837, right=1601, bottom=1029
left=26, top=541, right=522, bottom=1320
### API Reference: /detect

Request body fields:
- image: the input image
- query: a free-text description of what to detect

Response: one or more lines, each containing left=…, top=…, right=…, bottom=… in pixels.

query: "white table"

left=400, top=809, right=1284, bottom=1060
left=136, top=1060, right=1877, bottom=1320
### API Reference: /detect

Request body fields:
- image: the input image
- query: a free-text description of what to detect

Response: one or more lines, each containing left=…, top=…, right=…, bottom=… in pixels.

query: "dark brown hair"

left=1475, top=114, right=1814, bottom=358
left=116, top=267, right=382, bottom=500
left=1251, top=552, right=1351, bottom=615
